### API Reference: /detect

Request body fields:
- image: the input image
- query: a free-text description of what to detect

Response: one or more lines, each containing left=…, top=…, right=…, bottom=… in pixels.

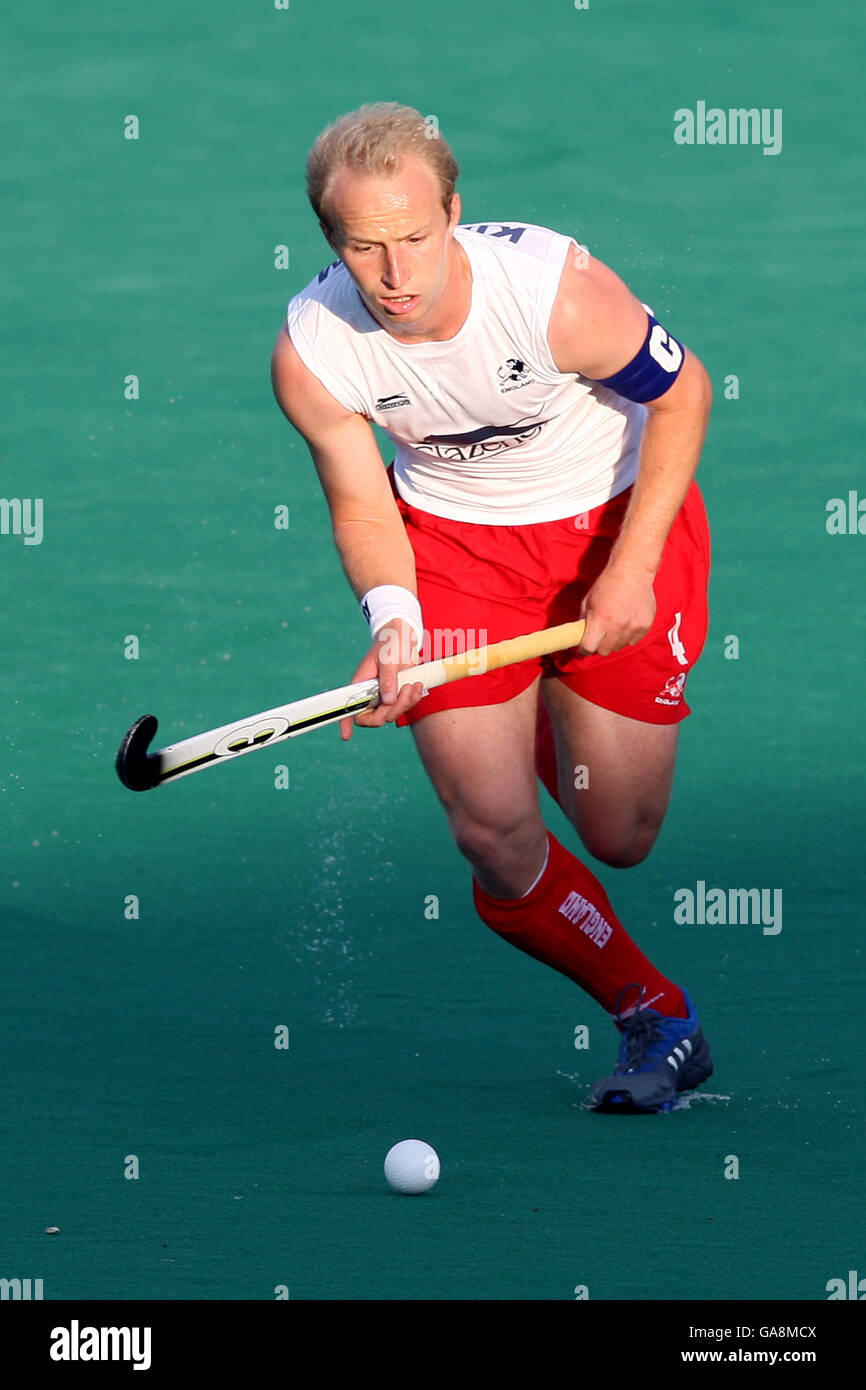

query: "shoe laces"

left=613, top=983, right=665, bottom=1072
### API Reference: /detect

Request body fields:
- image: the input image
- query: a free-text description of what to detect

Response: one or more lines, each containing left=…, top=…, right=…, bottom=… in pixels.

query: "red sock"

left=473, top=833, right=687, bottom=1017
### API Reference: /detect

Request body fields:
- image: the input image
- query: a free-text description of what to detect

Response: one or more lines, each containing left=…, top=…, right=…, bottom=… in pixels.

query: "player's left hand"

left=578, top=562, right=657, bottom=656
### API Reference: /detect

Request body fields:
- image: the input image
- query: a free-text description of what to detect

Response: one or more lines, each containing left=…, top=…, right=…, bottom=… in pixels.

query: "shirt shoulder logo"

left=317, top=259, right=342, bottom=284
left=462, top=223, right=527, bottom=244
left=375, top=393, right=412, bottom=411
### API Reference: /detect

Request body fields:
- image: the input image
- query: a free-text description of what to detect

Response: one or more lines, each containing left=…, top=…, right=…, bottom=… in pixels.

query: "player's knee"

left=581, top=816, right=661, bottom=869
left=450, top=807, right=537, bottom=877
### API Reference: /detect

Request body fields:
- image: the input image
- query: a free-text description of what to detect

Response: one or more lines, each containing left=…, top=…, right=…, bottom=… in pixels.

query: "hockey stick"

left=115, top=618, right=586, bottom=791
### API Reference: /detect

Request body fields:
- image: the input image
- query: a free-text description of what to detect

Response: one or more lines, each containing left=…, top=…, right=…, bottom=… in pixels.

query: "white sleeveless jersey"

left=286, top=221, right=646, bottom=524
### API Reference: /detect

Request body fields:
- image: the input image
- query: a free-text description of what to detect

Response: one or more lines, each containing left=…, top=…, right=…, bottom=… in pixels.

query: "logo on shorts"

left=497, top=358, right=535, bottom=392
left=667, top=611, right=688, bottom=666
left=375, top=393, right=412, bottom=411
left=655, top=673, right=687, bottom=706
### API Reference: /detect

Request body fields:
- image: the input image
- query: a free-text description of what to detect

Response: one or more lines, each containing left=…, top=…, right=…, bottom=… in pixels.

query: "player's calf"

left=535, top=698, right=673, bottom=867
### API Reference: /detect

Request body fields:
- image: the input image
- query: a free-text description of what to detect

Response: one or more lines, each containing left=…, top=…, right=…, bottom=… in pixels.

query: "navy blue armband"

left=594, top=314, right=685, bottom=403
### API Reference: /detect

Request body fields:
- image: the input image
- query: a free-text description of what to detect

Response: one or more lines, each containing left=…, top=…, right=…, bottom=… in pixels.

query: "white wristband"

left=360, top=585, right=424, bottom=647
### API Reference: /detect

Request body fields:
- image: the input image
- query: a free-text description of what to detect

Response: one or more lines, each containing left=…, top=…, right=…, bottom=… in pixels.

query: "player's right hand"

left=340, top=619, right=427, bottom=740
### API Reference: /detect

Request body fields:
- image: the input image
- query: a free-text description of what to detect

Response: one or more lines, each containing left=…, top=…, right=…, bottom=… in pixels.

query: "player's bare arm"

left=271, top=325, right=425, bottom=733
left=548, top=249, right=713, bottom=656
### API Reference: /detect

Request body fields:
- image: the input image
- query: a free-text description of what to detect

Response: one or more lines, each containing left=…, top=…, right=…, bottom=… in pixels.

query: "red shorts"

left=391, top=472, right=711, bottom=727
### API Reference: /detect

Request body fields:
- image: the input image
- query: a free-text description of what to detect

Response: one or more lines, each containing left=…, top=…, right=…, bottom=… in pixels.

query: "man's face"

left=325, top=155, right=461, bottom=335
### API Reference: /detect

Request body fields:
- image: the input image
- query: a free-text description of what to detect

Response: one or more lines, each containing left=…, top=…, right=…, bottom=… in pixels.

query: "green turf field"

left=1, top=0, right=863, bottom=1301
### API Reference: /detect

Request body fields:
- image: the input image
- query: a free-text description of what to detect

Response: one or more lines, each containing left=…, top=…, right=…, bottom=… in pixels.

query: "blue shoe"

left=591, top=985, right=713, bottom=1113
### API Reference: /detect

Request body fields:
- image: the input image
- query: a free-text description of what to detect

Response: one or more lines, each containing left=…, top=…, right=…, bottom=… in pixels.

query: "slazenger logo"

left=375, top=393, right=412, bottom=411
left=656, top=673, right=687, bottom=706
left=213, top=719, right=290, bottom=758
left=416, top=415, right=549, bottom=462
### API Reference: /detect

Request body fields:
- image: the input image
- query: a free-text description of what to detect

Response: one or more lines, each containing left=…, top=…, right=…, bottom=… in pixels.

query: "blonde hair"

left=307, top=103, right=459, bottom=237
